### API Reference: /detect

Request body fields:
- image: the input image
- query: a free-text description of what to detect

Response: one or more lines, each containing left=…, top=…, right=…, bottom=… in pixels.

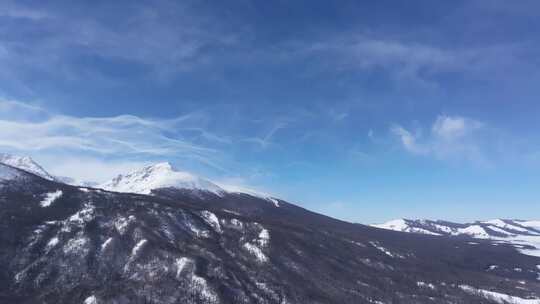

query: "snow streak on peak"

left=217, top=183, right=281, bottom=207
left=0, top=153, right=55, bottom=180
left=99, top=162, right=225, bottom=195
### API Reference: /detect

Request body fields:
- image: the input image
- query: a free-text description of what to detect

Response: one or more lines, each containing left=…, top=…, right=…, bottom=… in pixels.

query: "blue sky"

left=1, top=0, right=540, bottom=223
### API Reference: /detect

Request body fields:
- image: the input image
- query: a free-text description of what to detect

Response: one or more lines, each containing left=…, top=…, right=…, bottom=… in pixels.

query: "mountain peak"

left=0, top=153, right=55, bottom=180
left=100, top=162, right=224, bottom=195
left=148, top=162, right=173, bottom=171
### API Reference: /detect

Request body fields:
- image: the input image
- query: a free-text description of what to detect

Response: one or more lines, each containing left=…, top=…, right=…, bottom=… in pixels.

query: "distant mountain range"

left=373, top=218, right=540, bottom=257
left=1, top=153, right=540, bottom=303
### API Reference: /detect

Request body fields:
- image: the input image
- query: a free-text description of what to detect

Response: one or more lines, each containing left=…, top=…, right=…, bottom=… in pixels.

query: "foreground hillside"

left=1, top=163, right=540, bottom=304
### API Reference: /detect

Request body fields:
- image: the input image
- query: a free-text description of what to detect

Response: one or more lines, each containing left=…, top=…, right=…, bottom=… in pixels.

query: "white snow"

left=63, top=234, right=89, bottom=255
left=371, top=219, right=441, bottom=235
left=40, top=190, right=62, bottom=207
left=172, top=256, right=218, bottom=302
left=432, top=224, right=454, bottom=234
left=83, top=295, right=98, bottom=304
left=483, top=219, right=529, bottom=233
left=215, top=183, right=280, bottom=207
left=185, top=220, right=210, bottom=238
left=99, top=162, right=224, bottom=195
left=229, top=218, right=244, bottom=229
left=190, top=274, right=218, bottom=303
left=258, top=228, right=270, bottom=247
left=456, top=225, right=490, bottom=238
left=68, top=202, right=95, bottom=225
left=131, top=239, right=148, bottom=257
left=114, top=215, right=135, bottom=235
left=46, top=236, right=59, bottom=250
left=0, top=153, right=55, bottom=180
left=243, top=242, right=268, bottom=262
left=460, top=285, right=540, bottom=304
left=242, top=226, right=270, bottom=262
left=175, top=257, right=190, bottom=278
left=373, top=219, right=409, bottom=231
left=268, top=198, right=280, bottom=207
left=488, top=225, right=515, bottom=235
left=369, top=241, right=403, bottom=258
left=517, top=221, right=540, bottom=229
left=417, top=281, right=436, bottom=289
left=375, top=218, right=540, bottom=258
left=200, top=210, right=222, bottom=233
left=101, top=237, right=113, bottom=252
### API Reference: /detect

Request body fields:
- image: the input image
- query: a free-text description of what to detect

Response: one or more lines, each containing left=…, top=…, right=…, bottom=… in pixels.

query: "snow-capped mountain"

left=373, top=218, right=540, bottom=257
left=0, top=153, right=55, bottom=180
left=99, top=162, right=225, bottom=195
left=0, top=153, right=98, bottom=186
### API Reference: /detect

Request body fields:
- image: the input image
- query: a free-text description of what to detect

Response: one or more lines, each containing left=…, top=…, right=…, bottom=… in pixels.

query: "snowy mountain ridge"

left=373, top=218, right=540, bottom=257
left=0, top=153, right=280, bottom=205
left=0, top=153, right=55, bottom=180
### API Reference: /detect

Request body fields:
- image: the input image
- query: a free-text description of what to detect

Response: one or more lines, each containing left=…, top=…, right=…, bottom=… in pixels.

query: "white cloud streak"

left=300, top=35, right=532, bottom=89
left=0, top=99, right=227, bottom=171
left=391, top=115, right=487, bottom=164
left=243, top=122, right=288, bottom=149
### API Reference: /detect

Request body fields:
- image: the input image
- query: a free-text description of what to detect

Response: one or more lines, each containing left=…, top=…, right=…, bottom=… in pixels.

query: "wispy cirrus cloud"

left=0, top=0, right=241, bottom=97
left=243, top=122, right=288, bottom=149
left=0, top=99, right=228, bottom=172
left=295, top=34, right=537, bottom=90
left=391, top=115, right=487, bottom=164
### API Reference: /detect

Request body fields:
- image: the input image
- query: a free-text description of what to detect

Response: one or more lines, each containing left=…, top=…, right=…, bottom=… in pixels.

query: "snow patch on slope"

left=372, top=219, right=440, bottom=235
left=217, top=183, right=281, bottom=207
left=200, top=210, right=222, bottom=233
left=84, top=295, right=98, bottom=304
left=40, top=190, right=62, bottom=207
left=242, top=225, right=271, bottom=263
left=460, top=285, right=540, bottom=304
left=484, top=219, right=529, bottom=233
left=456, top=225, right=490, bottom=238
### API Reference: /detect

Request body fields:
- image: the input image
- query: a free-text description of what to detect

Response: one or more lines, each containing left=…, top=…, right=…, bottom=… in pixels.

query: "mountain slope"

left=1, top=164, right=540, bottom=304
left=373, top=218, right=540, bottom=257
left=0, top=163, right=25, bottom=182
